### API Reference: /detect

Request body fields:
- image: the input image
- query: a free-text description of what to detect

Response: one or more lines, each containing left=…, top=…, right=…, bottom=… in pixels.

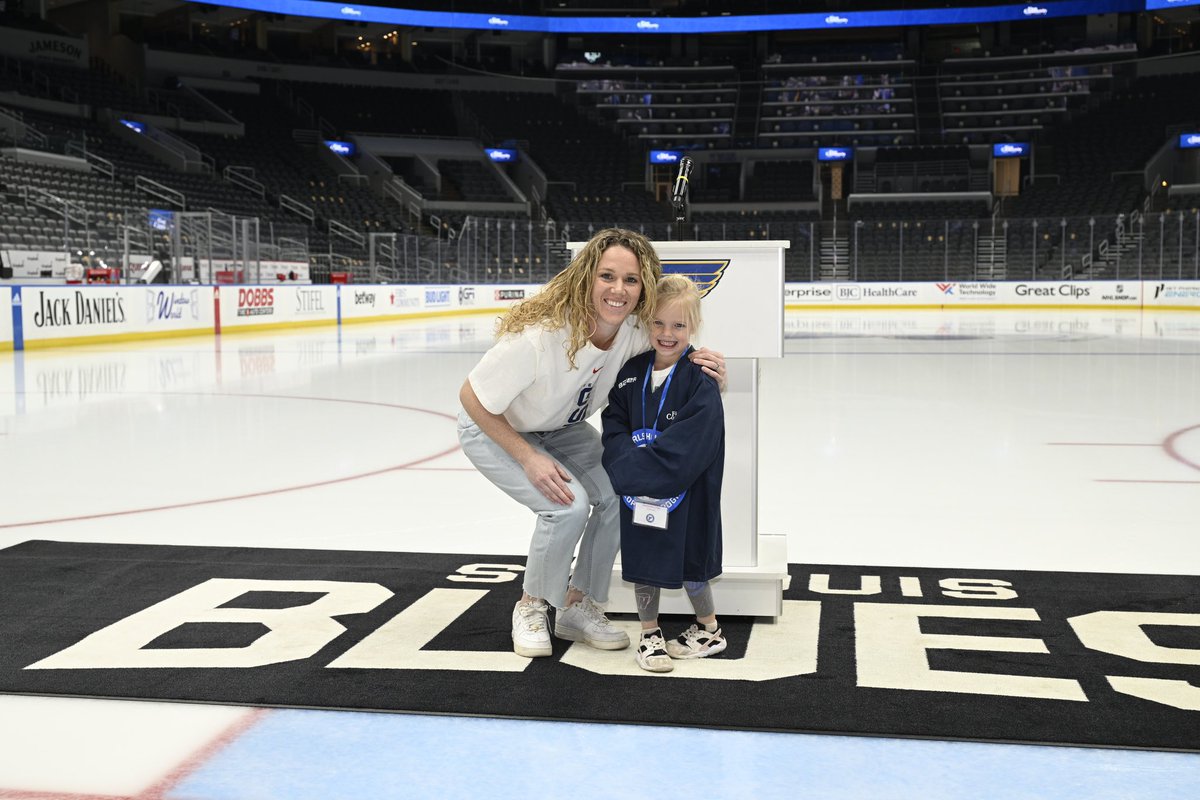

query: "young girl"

left=600, top=274, right=726, bottom=673
left=458, top=230, right=726, bottom=659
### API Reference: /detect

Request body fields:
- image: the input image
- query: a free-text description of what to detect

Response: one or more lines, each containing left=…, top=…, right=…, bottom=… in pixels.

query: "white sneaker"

left=512, top=599, right=552, bottom=658
left=665, top=623, right=727, bottom=659
left=635, top=631, right=674, bottom=673
left=554, top=596, right=630, bottom=650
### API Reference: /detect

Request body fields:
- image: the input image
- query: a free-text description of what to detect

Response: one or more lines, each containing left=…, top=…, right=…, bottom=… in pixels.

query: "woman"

left=458, top=228, right=725, bottom=658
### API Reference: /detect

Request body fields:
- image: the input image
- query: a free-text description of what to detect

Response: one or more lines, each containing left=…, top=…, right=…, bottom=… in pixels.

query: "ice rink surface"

left=1, top=307, right=1197, bottom=799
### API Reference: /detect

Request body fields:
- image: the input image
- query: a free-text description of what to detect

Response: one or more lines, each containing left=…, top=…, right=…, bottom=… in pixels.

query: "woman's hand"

left=461, top=379, right=575, bottom=506
left=523, top=451, right=575, bottom=506
left=689, top=347, right=727, bottom=391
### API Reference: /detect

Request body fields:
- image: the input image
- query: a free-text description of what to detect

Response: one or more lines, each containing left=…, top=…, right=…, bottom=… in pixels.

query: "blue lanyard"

left=640, top=346, right=690, bottom=434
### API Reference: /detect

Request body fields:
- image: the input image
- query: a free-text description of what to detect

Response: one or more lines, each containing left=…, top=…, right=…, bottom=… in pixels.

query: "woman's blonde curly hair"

left=496, top=228, right=662, bottom=368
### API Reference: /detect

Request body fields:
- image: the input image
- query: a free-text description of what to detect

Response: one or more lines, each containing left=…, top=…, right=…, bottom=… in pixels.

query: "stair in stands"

left=975, top=232, right=1008, bottom=280
left=1090, top=227, right=1144, bottom=279
left=732, top=68, right=761, bottom=148
left=819, top=224, right=850, bottom=281
left=913, top=66, right=942, bottom=146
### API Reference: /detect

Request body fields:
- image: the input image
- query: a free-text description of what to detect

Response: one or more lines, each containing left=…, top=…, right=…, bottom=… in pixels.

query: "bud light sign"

left=1179, top=133, right=1200, bottom=149
left=818, top=147, right=852, bottom=162
left=649, top=150, right=682, bottom=164
left=993, top=142, right=1029, bottom=158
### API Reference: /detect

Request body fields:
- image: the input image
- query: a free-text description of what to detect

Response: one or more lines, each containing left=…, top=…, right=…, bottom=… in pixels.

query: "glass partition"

left=378, top=210, right=1198, bottom=285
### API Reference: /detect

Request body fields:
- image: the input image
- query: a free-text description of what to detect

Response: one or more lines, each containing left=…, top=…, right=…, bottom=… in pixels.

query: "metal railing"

left=224, top=166, right=266, bottom=199
left=9, top=210, right=1197, bottom=286
left=381, top=212, right=1199, bottom=285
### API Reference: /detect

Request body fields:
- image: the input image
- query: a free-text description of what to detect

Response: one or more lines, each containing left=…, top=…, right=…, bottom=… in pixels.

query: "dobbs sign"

left=237, top=288, right=275, bottom=317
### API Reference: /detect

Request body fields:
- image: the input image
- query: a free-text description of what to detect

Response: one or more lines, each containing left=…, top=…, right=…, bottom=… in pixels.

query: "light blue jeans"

left=457, top=410, right=619, bottom=609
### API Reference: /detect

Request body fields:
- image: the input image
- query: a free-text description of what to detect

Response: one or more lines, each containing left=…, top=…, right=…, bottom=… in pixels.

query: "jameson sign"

left=0, top=28, right=88, bottom=65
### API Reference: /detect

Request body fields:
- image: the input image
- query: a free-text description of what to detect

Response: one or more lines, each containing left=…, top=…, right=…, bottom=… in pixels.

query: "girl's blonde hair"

left=654, top=273, right=703, bottom=335
left=497, top=228, right=662, bottom=367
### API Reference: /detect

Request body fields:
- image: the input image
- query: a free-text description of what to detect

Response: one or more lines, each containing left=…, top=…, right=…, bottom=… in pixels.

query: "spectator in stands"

left=601, top=274, right=727, bottom=674
left=457, top=228, right=725, bottom=659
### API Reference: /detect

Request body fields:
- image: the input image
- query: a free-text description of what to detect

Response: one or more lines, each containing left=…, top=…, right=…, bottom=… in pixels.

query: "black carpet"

left=1, top=539, right=1197, bottom=751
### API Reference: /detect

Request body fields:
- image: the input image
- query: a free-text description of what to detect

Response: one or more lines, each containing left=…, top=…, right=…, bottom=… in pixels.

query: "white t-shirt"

left=469, top=317, right=649, bottom=432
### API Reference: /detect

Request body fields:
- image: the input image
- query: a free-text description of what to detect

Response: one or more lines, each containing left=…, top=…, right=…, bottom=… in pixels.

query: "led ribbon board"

left=185, top=1, right=1145, bottom=33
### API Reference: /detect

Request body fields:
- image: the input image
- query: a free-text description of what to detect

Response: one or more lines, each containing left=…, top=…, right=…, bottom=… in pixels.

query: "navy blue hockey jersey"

left=600, top=349, right=724, bottom=589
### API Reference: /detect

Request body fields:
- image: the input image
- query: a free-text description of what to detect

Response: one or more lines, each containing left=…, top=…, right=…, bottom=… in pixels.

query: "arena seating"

left=438, top=160, right=515, bottom=203
left=936, top=45, right=1133, bottom=145
left=280, top=81, right=459, bottom=139
left=759, top=49, right=918, bottom=149
left=1, top=13, right=1198, bottom=284
left=579, top=76, right=739, bottom=151
left=857, top=145, right=979, bottom=194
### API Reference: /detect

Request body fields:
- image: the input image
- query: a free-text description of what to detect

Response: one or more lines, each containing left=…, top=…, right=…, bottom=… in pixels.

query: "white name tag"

left=633, top=500, right=669, bottom=529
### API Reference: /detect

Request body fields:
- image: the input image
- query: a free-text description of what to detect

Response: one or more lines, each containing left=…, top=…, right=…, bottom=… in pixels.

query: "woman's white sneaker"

left=554, top=596, right=630, bottom=650
left=512, top=599, right=552, bottom=657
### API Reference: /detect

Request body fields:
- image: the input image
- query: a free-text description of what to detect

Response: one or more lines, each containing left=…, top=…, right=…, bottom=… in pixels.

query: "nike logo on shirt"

left=593, top=367, right=602, bottom=374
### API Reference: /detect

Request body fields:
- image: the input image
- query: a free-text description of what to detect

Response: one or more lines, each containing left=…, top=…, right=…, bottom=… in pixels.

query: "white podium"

left=569, top=239, right=790, bottom=619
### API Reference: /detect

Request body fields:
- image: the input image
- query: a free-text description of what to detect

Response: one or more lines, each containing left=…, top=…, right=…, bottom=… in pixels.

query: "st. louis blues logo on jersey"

left=662, top=260, right=729, bottom=298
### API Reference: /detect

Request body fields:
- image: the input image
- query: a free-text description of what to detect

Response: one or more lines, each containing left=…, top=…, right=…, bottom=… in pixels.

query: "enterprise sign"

left=1179, top=133, right=1200, bottom=149
left=819, top=147, right=853, bottom=162
left=993, top=142, right=1030, bottom=158
left=183, top=1, right=1145, bottom=34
